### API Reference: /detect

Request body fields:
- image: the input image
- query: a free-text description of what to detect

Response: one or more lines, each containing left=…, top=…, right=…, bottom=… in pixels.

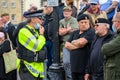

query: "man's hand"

left=105, top=1, right=118, bottom=14
left=67, top=27, right=72, bottom=33
left=71, top=38, right=88, bottom=48
left=71, top=39, right=80, bottom=47
left=84, top=74, right=90, bottom=80
left=39, top=25, right=44, bottom=35
left=65, top=41, right=78, bottom=50
left=59, top=28, right=69, bottom=36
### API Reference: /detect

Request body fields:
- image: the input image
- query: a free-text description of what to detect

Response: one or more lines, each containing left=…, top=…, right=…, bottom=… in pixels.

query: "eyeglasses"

left=91, top=3, right=97, bottom=5
left=44, top=5, right=49, bottom=8
left=94, top=23, right=105, bottom=27
left=44, top=5, right=47, bottom=7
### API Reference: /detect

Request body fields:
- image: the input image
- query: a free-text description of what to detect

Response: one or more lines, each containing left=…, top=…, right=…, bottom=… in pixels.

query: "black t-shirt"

left=68, top=28, right=95, bottom=73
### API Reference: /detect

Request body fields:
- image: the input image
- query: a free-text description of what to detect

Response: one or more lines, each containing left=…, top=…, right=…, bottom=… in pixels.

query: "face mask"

left=34, top=23, right=40, bottom=29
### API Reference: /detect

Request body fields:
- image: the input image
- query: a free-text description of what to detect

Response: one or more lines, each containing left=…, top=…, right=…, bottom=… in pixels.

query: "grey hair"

left=97, top=23, right=110, bottom=29
left=105, top=23, right=110, bottom=29
left=102, top=23, right=110, bottom=29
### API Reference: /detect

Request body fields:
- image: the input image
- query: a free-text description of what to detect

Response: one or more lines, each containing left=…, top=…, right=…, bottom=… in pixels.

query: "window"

left=41, top=0, right=46, bottom=7
left=11, top=14, right=16, bottom=21
left=11, top=2, right=15, bottom=8
left=2, top=2, right=7, bottom=8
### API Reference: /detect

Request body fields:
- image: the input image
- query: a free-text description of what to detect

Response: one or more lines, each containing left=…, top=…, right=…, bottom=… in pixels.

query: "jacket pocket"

left=115, top=70, right=120, bottom=80
left=104, top=65, right=115, bottom=80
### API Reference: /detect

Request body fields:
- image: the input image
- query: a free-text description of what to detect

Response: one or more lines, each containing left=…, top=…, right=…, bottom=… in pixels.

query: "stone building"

left=0, top=0, right=45, bottom=24
left=0, top=0, right=22, bottom=24
left=0, top=0, right=86, bottom=24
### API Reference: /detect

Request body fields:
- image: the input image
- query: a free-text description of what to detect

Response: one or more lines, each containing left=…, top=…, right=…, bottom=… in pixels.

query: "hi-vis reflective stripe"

left=32, top=40, right=38, bottom=51
left=24, top=36, right=35, bottom=47
left=25, top=63, right=44, bottom=76
left=23, top=36, right=39, bottom=51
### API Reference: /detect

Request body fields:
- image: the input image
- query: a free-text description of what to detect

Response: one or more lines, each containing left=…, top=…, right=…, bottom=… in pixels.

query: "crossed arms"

left=65, top=38, right=88, bottom=50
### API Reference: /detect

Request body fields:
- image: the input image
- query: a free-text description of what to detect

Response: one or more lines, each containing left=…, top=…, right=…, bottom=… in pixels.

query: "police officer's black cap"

left=23, top=11, right=29, bottom=17
left=25, top=10, right=44, bottom=19
left=95, top=18, right=110, bottom=24
left=77, top=14, right=90, bottom=21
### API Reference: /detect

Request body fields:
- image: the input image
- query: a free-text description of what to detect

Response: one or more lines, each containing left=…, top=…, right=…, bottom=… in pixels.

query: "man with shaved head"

left=102, top=12, right=120, bottom=80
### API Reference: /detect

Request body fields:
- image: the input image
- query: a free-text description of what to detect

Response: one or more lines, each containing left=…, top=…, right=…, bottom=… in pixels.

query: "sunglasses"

left=44, top=5, right=47, bottom=7
left=94, top=23, right=105, bottom=27
left=91, top=3, right=97, bottom=5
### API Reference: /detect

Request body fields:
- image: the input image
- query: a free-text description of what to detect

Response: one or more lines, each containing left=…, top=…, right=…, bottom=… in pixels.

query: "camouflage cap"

left=63, top=6, right=72, bottom=11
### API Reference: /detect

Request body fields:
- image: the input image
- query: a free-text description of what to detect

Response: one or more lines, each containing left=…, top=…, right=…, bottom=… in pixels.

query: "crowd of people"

left=0, top=0, right=120, bottom=80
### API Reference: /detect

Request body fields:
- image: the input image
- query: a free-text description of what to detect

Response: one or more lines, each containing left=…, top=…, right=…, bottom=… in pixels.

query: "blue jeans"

left=62, top=47, right=72, bottom=80
left=45, top=40, right=53, bottom=68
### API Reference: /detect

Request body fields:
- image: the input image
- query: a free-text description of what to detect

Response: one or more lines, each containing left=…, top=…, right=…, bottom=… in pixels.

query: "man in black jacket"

left=43, top=3, right=63, bottom=67
left=1, top=13, right=16, bottom=47
left=1, top=13, right=16, bottom=80
left=84, top=18, right=114, bottom=80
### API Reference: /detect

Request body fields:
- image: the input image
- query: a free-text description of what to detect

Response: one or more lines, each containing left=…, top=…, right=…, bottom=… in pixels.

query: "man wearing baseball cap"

left=59, top=6, right=79, bottom=80
left=84, top=0, right=107, bottom=25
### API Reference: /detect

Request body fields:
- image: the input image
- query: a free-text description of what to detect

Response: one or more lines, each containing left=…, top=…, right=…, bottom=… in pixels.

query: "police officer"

left=17, top=10, right=46, bottom=80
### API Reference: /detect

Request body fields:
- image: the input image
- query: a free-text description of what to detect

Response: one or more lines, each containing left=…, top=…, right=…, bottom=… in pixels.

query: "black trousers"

left=72, top=72, right=84, bottom=80
left=19, top=65, right=43, bottom=80
left=0, top=70, right=17, bottom=80
left=90, top=74, right=104, bottom=80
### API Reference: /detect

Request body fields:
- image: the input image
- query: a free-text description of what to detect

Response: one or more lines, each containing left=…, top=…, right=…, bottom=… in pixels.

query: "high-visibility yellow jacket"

left=17, top=25, right=46, bottom=78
